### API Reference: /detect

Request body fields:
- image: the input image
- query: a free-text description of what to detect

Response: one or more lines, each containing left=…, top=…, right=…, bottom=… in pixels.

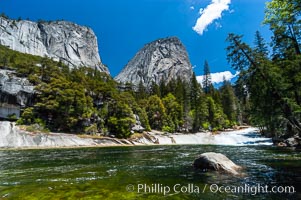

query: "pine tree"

left=190, top=72, right=201, bottom=110
left=159, top=79, right=167, bottom=98
left=136, top=80, right=147, bottom=100
left=150, top=81, right=160, bottom=97
left=202, top=60, right=212, bottom=94
left=227, top=31, right=301, bottom=137
left=220, top=78, right=238, bottom=123
left=254, top=31, right=268, bottom=57
left=264, top=0, right=301, bottom=56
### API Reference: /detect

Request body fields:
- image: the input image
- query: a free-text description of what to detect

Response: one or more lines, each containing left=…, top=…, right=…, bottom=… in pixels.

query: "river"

left=0, top=143, right=300, bottom=199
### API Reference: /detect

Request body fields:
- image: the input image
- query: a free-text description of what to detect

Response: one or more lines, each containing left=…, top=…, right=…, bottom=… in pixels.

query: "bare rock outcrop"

left=193, top=152, right=242, bottom=175
left=0, top=69, right=34, bottom=118
left=0, top=17, right=109, bottom=73
left=115, top=37, right=193, bottom=87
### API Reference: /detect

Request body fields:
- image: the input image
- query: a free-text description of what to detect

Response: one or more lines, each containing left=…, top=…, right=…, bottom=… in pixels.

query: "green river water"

left=0, top=145, right=300, bottom=200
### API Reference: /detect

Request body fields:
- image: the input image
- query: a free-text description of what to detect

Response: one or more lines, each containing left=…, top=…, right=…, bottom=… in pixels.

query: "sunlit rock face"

left=115, top=37, right=193, bottom=87
left=193, top=152, right=242, bottom=175
left=0, top=17, right=109, bottom=73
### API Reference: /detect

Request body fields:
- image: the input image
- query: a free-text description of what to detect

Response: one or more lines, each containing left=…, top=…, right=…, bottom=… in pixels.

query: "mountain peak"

left=115, top=37, right=193, bottom=87
left=0, top=17, right=109, bottom=73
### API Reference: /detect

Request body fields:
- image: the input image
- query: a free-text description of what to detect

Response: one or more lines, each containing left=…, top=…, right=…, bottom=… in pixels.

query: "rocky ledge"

left=274, top=136, right=301, bottom=148
left=0, top=69, right=34, bottom=118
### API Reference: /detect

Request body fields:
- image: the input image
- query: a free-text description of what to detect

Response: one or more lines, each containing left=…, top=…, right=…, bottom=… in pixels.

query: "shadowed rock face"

left=0, top=69, right=34, bottom=104
left=0, top=17, right=109, bottom=73
left=115, top=37, right=193, bottom=87
left=193, top=152, right=242, bottom=175
left=0, top=69, right=34, bottom=118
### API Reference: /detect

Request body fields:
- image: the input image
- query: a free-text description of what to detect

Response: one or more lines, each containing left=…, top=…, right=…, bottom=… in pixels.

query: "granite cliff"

left=0, top=17, right=109, bottom=73
left=115, top=37, right=193, bottom=87
left=0, top=69, right=34, bottom=119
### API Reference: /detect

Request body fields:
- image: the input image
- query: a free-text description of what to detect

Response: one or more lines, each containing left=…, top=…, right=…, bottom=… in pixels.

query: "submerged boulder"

left=193, top=152, right=241, bottom=175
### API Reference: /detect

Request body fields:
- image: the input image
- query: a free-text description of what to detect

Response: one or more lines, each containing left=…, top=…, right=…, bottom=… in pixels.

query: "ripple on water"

left=1, top=182, right=20, bottom=186
left=106, top=169, right=118, bottom=176
left=0, top=145, right=300, bottom=200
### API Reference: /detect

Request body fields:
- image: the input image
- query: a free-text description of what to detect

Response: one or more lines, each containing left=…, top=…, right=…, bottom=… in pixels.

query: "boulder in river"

left=193, top=152, right=241, bottom=175
left=284, top=137, right=300, bottom=147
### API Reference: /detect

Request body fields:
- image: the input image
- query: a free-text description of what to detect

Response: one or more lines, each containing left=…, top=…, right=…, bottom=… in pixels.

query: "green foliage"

left=149, top=81, right=161, bottom=97
left=206, top=96, right=227, bottom=130
left=17, top=107, right=35, bottom=125
left=84, top=123, right=98, bottom=135
left=107, top=101, right=135, bottom=138
left=7, top=113, right=17, bottom=120
left=136, top=81, right=147, bottom=100
left=25, top=124, right=50, bottom=133
left=146, top=95, right=167, bottom=130
left=0, top=35, right=242, bottom=137
left=135, top=106, right=151, bottom=131
left=220, top=80, right=238, bottom=123
left=117, top=92, right=151, bottom=131
left=190, top=72, right=201, bottom=110
left=226, top=0, right=301, bottom=137
left=202, top=60, right=213, bottom=94
left=162, top=125, right=175, bottom=133
left=202, top=122, right=210, bottom=130
left=162, top=93, right=183, bottom=132
left=35, top=76, right=95, bottom=132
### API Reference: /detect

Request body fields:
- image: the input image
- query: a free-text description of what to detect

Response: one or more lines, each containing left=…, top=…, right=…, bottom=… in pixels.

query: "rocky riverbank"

left=273, top=136, right=301, bottom=148
left=0, top=121, right=273, bottom=149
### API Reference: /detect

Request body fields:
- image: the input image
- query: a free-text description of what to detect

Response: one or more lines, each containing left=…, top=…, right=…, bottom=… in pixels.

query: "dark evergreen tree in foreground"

left=226, top=0, right=301, bottom=138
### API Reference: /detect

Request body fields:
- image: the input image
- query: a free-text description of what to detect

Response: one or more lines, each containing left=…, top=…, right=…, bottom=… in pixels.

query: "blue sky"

left=0, top=0, right=271, bottom=83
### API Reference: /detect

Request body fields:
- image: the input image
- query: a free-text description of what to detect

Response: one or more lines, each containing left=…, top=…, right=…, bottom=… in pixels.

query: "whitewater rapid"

left=0, top=121, right=272, bottom=148
left=148, top=128, right=273, bottom=146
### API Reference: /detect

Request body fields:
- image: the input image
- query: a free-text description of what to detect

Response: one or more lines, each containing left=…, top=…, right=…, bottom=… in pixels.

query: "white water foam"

left=0, top=121, right=96, bottom=148
left=0, top=121, right=272, bottom=148
left=150, top=128, right=273, bottom=146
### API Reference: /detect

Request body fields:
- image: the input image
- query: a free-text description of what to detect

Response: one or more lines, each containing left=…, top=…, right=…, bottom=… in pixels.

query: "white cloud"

left=190, top=6, right=195, bottom=10
left=196, top=71, right=239, bottom=85
left=193, top=0, right=231, bottom=35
